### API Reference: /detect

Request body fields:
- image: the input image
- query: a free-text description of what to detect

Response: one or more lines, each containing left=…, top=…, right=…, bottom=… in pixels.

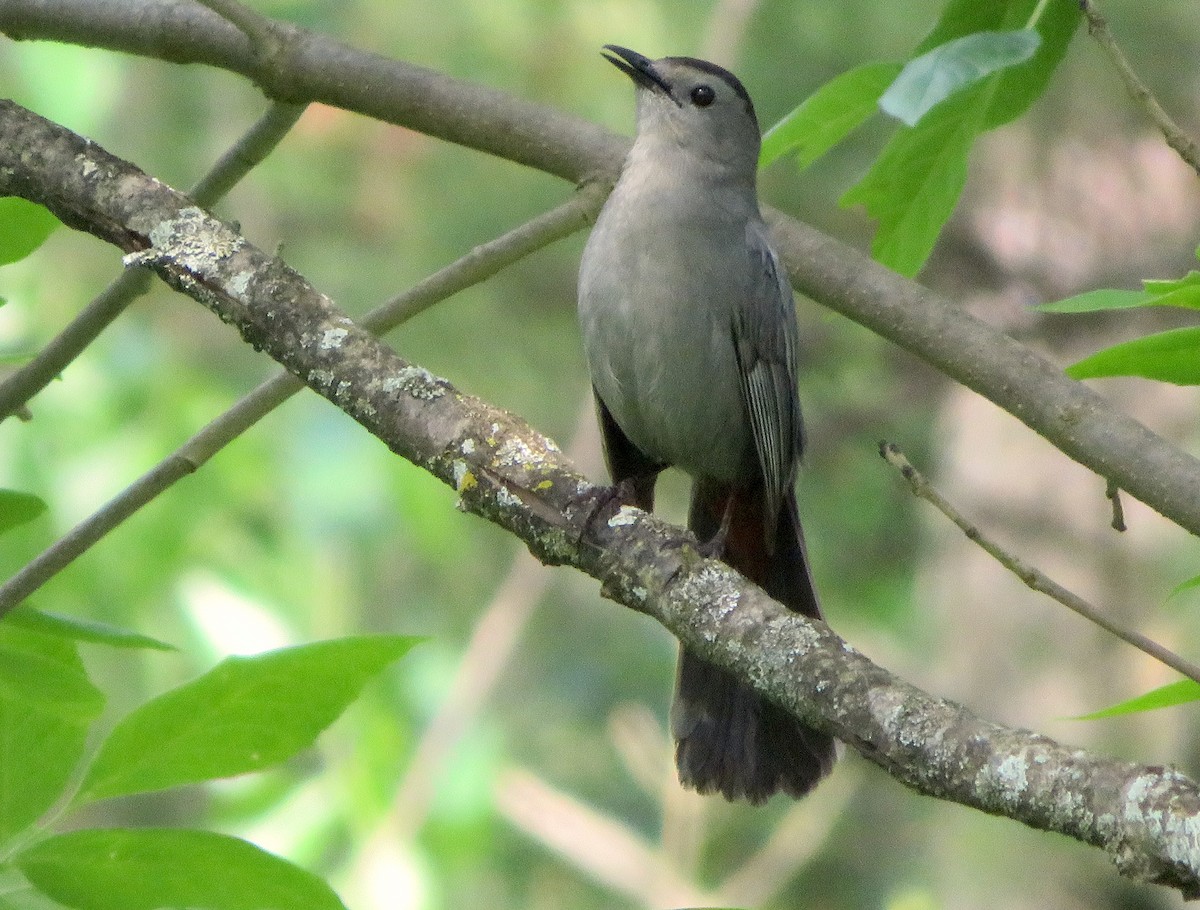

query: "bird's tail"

left=671, top=483, right=836, bottom=803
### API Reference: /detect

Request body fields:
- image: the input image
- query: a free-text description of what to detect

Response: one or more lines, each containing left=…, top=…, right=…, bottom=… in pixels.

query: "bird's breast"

left=578, top=185, right=757, bottom=482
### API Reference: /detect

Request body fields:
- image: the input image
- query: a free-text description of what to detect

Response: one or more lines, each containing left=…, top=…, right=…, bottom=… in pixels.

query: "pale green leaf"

left=0, top=627, right=102, bottom=842
left=16, top=829, right=347, bottom=910
left=1034, top=289, right=1153, bottom=313
left=6, top=608, right=176, bottom=652
left=76, top=635, right=420, bottom=803
left=1169, top=573, right=1200, bottom=600
left=1075, top=679, right=1200, bottom=719
left=0, top=200, right=60, bottom=267
left=1066, top=327, right=1200, bottom=385
left=881, top=30, right=1041, bottom=127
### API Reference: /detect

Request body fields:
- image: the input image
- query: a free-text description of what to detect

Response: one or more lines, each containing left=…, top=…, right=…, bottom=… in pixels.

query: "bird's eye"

left=690, top=85, right=716, bottom=107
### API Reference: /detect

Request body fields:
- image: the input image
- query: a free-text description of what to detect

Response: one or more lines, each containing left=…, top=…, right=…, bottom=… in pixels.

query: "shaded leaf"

left=1066, top=327, right=1200, bottom=385
left=1075, top=679, right=1200, bottom=719
left=6, top=608, right=176, bottom=652
left=0, top=627, right=102, bottom=842
left=1169, top=573, right=1200, bottom=601
left=843, top=0, right=1079, bottom=276
left=760, top=62, right=902, bottom=169
left=16, top=829, right=347, bottom=910
left=76, top=635, right=420, bottom=803
left=841, top=87, right=982, bottom=276
left=0, top=199, right=60, bottom=267
left=0, top=490, right=47, bottom=537
left=915, top=0, right=1015, bottom=53
left=981, top=0, right=1080, bottom=130
left=0, top=866, right=73, bottom=910
left=881, top=30, right=1041, bottom=127
left=1034, top=289, right=1153, bottom=313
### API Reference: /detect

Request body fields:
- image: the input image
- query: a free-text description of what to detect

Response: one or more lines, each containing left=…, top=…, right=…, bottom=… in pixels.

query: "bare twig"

left=0, top=188, right=602, bottom=615
left=0, top=101, right=307, bottom=422
left=1107, top=477, right=1127, bottom=532
left=192, top=0, right=277, bottom=49
left=1079, top=0, right=1200, bottom=177
left=880, top=441, right=1200, bottom=686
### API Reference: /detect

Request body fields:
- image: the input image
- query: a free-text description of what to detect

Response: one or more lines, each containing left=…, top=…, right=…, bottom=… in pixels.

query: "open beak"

left=601, top=45, right=676, bottom=101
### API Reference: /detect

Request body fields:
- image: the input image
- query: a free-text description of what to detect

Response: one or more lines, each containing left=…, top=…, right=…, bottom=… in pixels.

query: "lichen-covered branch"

left=3, top=98, right=1198, bottom=898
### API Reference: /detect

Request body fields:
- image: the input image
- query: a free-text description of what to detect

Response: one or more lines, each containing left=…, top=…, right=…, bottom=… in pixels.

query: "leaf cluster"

left=0, top=586, right=416, bottom=910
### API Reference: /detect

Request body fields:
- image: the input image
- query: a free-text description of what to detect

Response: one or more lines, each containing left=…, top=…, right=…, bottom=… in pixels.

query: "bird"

left=577, top=45, right=836, bottom=803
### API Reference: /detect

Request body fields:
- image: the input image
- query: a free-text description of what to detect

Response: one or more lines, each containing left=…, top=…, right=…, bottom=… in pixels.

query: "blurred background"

left=3, top=1, right=1200, bottom=907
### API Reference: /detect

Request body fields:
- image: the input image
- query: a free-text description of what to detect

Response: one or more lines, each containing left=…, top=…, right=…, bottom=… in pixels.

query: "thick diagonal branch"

left=3, top=98, right=1198, bottom=898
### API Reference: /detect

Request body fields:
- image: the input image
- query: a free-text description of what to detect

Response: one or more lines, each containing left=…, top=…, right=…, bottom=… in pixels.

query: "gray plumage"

left=579, top=52, right=802, bottom=527
left=578, top=46, right=835, bottom=802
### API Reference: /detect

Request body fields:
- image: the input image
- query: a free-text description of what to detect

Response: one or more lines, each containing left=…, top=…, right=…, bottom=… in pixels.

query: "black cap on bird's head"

left=601, top=45, right=758, bottom=132
left=600, top=45, right=761, bottom=171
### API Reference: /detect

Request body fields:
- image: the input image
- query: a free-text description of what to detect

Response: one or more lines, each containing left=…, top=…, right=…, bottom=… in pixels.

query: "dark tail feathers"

left=671, top=485, right=836, bottom=802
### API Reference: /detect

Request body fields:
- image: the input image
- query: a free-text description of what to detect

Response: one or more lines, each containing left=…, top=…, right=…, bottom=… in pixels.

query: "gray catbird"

left=578, top=46, right=836, bottom=803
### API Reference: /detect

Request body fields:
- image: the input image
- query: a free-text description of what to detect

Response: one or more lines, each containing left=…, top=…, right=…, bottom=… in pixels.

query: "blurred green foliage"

left=2, top=1, right=1200, bottom=908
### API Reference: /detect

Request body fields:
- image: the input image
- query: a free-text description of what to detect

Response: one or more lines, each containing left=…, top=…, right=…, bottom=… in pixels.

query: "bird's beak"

left=601, top=45, right=676, bottom=100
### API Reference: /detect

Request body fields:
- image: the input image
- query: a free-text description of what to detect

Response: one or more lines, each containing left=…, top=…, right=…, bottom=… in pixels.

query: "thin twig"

left=0, top=101, right=307, bottom=422
left=1079, top=0, right=1200, bottom=177
left=1106, top=477, right=1127, bottom=532
left=192, top=0, right=276, bottom=48
left=0, top=188, right=602, bottom=617
left=880, top=441, right=1200, bottom=686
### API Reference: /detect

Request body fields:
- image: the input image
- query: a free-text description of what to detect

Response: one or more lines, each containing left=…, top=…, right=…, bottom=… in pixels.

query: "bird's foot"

left=575, top=477, right=646, bottom=546
left=695, top=497, right=736, bottom=560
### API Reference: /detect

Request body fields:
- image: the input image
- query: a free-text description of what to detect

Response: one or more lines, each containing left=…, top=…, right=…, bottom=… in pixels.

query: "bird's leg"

left=575, top=472, right=659, bottom=550
left=696, top=492, right=736, bottom=559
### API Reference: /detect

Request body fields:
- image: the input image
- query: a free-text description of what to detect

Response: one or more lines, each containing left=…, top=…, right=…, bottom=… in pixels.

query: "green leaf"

left=76, top=635, right=420, bottom=803
left=841, top=87, right=983, bottom=276
left=1066, top=326, right=1200, bottom=384
left=0, top=490, right=47, bottom=537
left=843, top=0, right=1079, bottom=276
left=1074, top=679, right=1200, bottom=719
left=16, top=828, right=348, bottom=910
left=5, top=608, right=176, bottom=652
left=1039, top=272, right=1200, bottom=313
left=914, top=0, right=1015, bottom=53
left=981, top=0, right=1080, bottom=130
left=0, top=866, right=73, bottom=910
left=0, top=627, right=103, bottom=842
left=1034, top=289, right=1154, bottom=313
left=0, top=200, right=61, bottom=267
left=1141, top=270, right=1200, bottom=309
left=1168, top=573, right=1200, bottom=600
left=881, top=30, right=1041, bottom=127
left=760, top=62, right=903, bottom=169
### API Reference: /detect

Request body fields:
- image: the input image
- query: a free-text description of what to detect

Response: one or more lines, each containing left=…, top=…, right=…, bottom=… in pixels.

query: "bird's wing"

left=732, top=221, right=803, bottom=531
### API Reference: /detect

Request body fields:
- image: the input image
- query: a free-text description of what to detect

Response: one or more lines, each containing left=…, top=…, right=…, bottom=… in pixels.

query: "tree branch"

left=0, top=188, right=600, bottom=614
left=1079, top=0, right=1200, bottom=177
left=4, top=0, right=1200, bottom=543
left=0, top=100, right=307, bottom=422
left=3, top=97, right=1199, bottom=899
left=880, top=442, right=1200, bottom=685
